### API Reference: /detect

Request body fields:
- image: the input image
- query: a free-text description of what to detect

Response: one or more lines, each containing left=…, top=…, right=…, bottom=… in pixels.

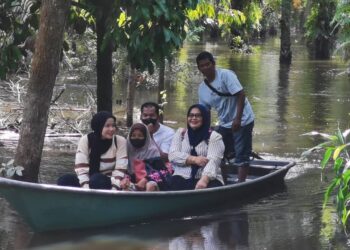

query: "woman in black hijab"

left=58, top=111, right=130, bottom=190
left=168, top=104, right=225, bottom=190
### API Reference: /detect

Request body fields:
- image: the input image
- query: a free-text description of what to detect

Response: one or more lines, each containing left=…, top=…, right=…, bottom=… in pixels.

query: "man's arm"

left=232, top=90, right=245, bottom=132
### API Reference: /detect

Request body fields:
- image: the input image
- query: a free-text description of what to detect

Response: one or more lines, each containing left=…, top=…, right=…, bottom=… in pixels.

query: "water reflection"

left=27, top=210, right=250, bottom=250
left=169, top=213, right=249, bottom=250
left=275, top=63, right=291, bottom=146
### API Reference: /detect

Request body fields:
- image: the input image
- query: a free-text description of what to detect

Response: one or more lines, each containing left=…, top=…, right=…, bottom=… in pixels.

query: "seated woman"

left=57, top=111, right=131, bottom=190
left=169, top=104, right=225, bottom=190
left=127, top=123, right=171, bottom=191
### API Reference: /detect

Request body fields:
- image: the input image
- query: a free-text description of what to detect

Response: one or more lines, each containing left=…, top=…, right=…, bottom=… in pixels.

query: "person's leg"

left=207, top=179, right=224, bottom=188
left=170, top=175, right=195, bottom=190
left=146, top=181, right=159, bottom=191
left=57, top=174, right=80, bottom=187
left=233, top=122, right=254, bottom=182
left=216, top=126, right=235, bottom=159
left=89, top=173, right=112, bottom=189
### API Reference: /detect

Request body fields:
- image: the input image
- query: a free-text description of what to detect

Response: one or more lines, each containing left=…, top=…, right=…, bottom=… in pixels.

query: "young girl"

left=127, top=123, right=171, bottom=191
left=58, top=111, right=131, bottom=190
left=169, top=104, right=225, bottom=190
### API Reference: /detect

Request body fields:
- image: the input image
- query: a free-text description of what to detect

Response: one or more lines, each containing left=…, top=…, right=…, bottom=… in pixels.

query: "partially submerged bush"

left=302, top=128, right=350, bottom=230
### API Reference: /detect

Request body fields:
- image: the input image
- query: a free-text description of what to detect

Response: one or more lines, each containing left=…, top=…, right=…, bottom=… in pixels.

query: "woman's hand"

left=136, top=178, right=148, bottom=191
left=194, top=156, right=209, bottom=167
left=195, top=175, right=210, bottom=189
left=120, top=177, right=131, bottom=190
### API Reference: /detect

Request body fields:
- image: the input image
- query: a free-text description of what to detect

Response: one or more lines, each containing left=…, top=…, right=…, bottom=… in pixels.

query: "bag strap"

left=114, top=135, right=118, bottom=148
left=204, top=79, right=235, bottom=97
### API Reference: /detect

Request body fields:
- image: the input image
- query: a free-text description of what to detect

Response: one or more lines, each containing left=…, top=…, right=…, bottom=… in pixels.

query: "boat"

left=0, top=159, right=295, bottom=232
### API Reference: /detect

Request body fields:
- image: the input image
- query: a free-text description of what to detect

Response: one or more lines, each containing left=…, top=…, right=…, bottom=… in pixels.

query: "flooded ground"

left=0, top=37, right=350, bottom=249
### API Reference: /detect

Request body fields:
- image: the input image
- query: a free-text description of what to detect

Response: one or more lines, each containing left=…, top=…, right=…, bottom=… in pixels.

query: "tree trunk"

left=126, top=66, right=136, bottom=127
left=157, top=57, right=165, bottom=123
left=279, top=0, right=292, bottom=64
left=14, top=0, right=70, bottom=182
left=96, top=5, right=113, bottom=112
left=313, top=1, right=336, bottom=59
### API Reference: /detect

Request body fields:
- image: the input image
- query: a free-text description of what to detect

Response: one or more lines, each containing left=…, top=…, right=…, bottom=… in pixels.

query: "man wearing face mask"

left=140, top=102, right=175, bottom=161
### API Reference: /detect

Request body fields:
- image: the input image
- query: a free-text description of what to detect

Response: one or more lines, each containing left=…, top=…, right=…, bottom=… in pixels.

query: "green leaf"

left=163, top=27, right=172, bottom=42
left=321, top=148, right=333, bottom=169
left=323, top=179, right=338, bottom=208
left=333, top=145, right=347, bottom=160
left=342, top=209, right=350, bottom=226
left=118, top=12, right=127, bottom=27
left=333, top=158, right=344, bottom=175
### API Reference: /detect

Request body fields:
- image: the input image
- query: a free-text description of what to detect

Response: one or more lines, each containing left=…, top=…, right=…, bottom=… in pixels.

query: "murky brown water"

left=1, top=37, right=350, bottom=249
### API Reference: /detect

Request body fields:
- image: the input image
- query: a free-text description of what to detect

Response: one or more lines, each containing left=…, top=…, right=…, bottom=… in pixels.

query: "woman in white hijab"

left=127, top=123, right=162, bottom=191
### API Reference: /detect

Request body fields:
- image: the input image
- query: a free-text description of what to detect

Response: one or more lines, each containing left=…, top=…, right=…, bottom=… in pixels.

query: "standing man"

left=140, top=102, right=175, bottom=161
left=196, top=51, right=255, bottom=182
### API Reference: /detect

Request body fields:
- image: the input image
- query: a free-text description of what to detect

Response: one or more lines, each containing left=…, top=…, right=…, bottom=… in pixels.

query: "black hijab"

left=187, top=104, right=211, bottom=180
left=187, top=104, right=211, bottom=153
left=88, top=111, right=116, bottom=176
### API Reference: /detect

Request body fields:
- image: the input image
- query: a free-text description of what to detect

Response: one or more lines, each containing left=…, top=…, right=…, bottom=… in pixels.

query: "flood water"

left=1, top=37, right=350, bottom=249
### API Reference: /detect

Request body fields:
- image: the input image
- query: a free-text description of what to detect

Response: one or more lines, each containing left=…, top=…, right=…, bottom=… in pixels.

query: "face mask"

left=142, top=118, right=157, bottom=125
left=130, top=138, right=146, bottom=148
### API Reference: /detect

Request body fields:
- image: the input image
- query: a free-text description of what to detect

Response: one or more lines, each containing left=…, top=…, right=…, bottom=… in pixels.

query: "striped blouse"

left=74, top=134, right=128, bottom=188
left=169, top=128, right=225, bottom=184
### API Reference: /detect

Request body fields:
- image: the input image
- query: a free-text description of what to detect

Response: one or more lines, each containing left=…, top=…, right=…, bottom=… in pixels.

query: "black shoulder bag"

left=204, top=79, right=235, bottom=97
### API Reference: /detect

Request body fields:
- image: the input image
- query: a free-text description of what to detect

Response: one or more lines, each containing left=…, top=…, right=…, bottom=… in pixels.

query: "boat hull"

left=0, top=160, right=295, bottom=232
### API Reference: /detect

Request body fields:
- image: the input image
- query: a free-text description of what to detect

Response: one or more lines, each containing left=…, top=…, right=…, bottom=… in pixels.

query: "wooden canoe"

left=0, top=159, right=295, bottom=232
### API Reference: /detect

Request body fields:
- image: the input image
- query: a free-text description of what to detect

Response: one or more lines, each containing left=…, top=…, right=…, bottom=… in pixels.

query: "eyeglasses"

left=188, top=113, right=202, bottom=119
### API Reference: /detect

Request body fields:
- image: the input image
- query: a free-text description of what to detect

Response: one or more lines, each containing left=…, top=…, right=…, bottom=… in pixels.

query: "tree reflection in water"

left=169, top=212, right=249, bottom=250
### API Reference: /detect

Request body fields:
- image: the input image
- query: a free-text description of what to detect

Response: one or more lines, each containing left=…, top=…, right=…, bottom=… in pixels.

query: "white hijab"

left=127, top=123, right=160, bottom=173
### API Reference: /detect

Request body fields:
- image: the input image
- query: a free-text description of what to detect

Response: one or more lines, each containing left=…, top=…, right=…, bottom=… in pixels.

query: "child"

left=127, top=123, right=172, bottom=191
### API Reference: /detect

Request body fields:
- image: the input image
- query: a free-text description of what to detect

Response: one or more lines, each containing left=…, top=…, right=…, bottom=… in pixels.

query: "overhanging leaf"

left=333, top=144, right=347, bottom=160
left=321, top=148, right=333, bottom=169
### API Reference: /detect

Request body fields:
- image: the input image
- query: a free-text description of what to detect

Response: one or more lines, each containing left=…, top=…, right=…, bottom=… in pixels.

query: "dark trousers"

left=57, top=173, right=112, bottom=190
left=216, top=121, right=254, bottom=164
left=170, top=175, right=223, bottom=191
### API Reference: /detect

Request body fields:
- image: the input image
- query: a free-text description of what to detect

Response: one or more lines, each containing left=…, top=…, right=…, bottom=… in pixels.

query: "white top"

left=152, top=123, right=175, bottom=153
left=169, top=128, right=224, bottom=183
left=74, top=135, right=128, bottom=188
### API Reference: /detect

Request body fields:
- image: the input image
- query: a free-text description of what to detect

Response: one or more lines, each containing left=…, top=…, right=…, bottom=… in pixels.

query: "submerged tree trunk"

left=279, top=0, right=292, bottom=64
left=14, top=0, right=70, bottom=182
left=96, top=5, right=113, bottom=112
left=306, top=1, right=337, bottom=59
left=126, top=66, right=136, bottom=127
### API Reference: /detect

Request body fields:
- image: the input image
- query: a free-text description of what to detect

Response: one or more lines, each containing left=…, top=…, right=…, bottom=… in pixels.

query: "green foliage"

left=304, top=0, right=338, bottom=47
left=243, top=2, right=263, bottom=32
left=184, top=0, right=263, bottom=42
left=332, top=0, right=350, bottom=61
left=111, top=0, right=198, bottom=73
left=0, top=0, right=39, bottom=79
left=231, top=36, right=244, bottom=47
left=302, top=128, right=350, bottom=229
left=0, top=159, right=24, bottom=178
